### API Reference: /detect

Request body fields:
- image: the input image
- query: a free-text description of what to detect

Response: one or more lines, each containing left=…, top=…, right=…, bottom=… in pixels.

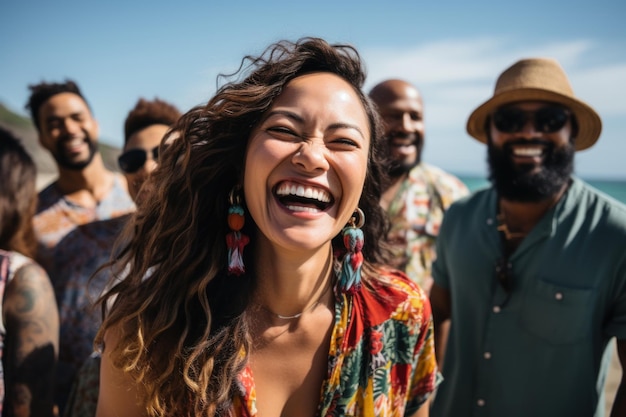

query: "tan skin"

left=369, top=80, right=438, bottom=301
left=368, top=80, right=425, bottom=211
left=244, top=73, right=428, bottom=417
left=97, top=73, right=430, bottom=417
left=248, top=248, right=336, bottom=417
left=430, top=100, right=626, bottom=415
left=3, top=263, right=59, bottom=417
left=37, top=93, right=127, bottom=207
left=122, top=124, right=168, bottom=204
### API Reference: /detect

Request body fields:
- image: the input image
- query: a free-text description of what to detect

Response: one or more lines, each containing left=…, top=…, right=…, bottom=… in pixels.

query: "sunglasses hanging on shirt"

left=118, top=146, right=159, bottom=174
left=492, top=106, right=571, bottom=134
left=494, top=257, right=514, bottom=308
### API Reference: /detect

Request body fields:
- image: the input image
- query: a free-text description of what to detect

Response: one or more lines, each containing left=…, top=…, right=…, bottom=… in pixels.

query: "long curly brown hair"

left=95, top=37, right=390, bottom=416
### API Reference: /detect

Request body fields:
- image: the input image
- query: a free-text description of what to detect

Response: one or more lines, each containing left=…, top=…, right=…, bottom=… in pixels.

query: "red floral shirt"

left=229, top=269, right=441, bottom=416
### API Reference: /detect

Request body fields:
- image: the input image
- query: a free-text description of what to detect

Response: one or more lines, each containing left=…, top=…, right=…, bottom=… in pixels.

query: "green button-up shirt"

left=432, top=177, right=626, bottom=417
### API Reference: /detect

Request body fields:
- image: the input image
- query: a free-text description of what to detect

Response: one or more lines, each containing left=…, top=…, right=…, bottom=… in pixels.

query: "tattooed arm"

left=3, top=263, right=59, bottom=417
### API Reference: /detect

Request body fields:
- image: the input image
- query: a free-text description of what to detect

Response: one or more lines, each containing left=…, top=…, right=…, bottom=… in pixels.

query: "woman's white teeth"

left=286, top=205, right=320, bottom=213
left=277, top=183, right=331, bottom=203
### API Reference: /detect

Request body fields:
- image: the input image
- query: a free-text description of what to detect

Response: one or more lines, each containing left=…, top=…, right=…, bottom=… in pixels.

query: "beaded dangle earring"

left=226, top=186, right=250, bottom=276
left=338, top=208, right=365, bottom=294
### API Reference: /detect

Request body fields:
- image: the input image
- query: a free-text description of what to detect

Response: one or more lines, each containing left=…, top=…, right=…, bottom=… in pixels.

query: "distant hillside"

left=0, top=102, right=122, bottom=188
left=0, top=103, right=33, bottom=129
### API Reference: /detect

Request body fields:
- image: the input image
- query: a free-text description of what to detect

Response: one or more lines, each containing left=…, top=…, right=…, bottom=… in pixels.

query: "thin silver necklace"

left=269, top=284, right=332, bottom=320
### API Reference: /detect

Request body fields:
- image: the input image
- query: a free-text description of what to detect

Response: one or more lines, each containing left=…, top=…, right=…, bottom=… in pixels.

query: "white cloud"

left=363, top=38, right=595, bottom=87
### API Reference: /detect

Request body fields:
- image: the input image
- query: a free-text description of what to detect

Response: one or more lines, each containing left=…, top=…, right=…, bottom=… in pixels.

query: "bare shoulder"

left=96, top=324, right=146, bottom=417
left=4, top=262, right=57, bottom=319
left=2, top=260, right=59, bottom=415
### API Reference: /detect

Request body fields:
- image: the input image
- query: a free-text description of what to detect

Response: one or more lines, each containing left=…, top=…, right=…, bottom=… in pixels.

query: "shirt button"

left=493, top=305, right=501, bottom=313
left=555, top=292, right=563, bottom=300
left=477, top=399, right=486, bottom=407
left=486, top=218, right=493, bottom=225
left=484, top=352, right=492, bottom=359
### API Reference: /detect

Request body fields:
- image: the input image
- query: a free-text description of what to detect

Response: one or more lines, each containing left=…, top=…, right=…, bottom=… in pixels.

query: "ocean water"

left=458, top=175, right=626, bottom=206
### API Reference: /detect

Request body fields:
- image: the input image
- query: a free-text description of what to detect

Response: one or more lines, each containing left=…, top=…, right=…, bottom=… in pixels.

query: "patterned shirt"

left=33, top=174, right=134, bottom=410
left=386, top=163, right=469, bottom=292
left=230, top=270, right=441, bottom=416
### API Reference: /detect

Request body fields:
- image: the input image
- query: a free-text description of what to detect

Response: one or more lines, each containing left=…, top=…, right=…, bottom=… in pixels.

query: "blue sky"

left=2, top=0, right=625, bottom=179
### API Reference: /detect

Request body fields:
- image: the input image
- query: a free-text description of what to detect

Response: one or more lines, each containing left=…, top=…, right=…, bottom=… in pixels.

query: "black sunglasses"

left=118, top=146, right=159, bottom=174
left=492, top=106, right=570, bottom=134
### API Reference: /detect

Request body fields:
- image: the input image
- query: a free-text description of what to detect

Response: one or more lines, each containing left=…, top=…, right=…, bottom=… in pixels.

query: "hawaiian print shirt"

left=386, top=163, right=468, bottom=293
left=229, top=269, right=441, bottom=416
left=33, top=175, right=134, bottom=409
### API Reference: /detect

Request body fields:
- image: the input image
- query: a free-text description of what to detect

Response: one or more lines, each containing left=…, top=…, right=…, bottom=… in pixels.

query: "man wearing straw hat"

left=430, top=58, right=626, bottom=416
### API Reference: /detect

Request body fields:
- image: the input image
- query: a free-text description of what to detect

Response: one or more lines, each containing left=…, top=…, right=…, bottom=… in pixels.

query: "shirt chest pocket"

left=518, top=278, right=594, bottom=345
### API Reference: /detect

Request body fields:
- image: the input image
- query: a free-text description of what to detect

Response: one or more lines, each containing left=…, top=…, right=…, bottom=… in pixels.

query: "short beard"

left=388, top=155, right=421, bottom=178
left=487, top=138, right=574, bottom=202
left=54, top=139, right=98, bottom=171
left=386, top=132, right=423, bottom=178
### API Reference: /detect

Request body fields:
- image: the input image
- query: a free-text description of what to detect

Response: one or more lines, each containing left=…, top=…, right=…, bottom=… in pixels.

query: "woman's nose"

left=292, top=141, right=330, bottom=172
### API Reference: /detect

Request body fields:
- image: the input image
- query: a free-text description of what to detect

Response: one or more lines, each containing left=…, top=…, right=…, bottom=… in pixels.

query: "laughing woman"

left=95, top=37, right=440, bottom=417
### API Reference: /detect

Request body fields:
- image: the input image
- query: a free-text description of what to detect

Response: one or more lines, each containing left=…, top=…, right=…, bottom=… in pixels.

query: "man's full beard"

left=487, top=139, right=575, bottom=202
left=54, top=138, right=98, bottom=170
left=388, top=156, right=421, bottom=178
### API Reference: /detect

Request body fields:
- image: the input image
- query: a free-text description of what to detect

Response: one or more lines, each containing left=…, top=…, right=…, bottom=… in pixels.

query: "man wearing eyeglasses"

left=369, top=80, right=469, bottom=295
left=25, top=80, right=135, bottom=414
left=430, top=58, right=626, bottom=417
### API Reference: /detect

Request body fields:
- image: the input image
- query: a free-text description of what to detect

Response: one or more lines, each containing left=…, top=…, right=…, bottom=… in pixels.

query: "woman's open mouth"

left=274, top=181, right=334, bottom=213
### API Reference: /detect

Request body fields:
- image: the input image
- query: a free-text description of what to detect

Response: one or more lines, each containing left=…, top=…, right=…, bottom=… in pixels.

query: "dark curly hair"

left=124, top=98, right=182, bottom=144
left=25, top=79, right=91, bottom=131
left=96, top=37, right=390, bottom=416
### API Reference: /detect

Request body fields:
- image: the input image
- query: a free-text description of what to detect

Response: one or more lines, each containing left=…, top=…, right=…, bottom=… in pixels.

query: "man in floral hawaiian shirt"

left=370, top=80, right=468, bottom=294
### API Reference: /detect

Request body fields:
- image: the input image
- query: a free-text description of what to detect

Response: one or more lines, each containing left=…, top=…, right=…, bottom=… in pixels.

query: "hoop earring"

left=338, top=208, right=365, bottom=294
left=226, top=186, right=250, bottom=276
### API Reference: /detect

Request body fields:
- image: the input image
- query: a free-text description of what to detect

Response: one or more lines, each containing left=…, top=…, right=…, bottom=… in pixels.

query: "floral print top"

left=386, top=162, right=469, bottom=293
left=229, top=269, right=441, bottom=416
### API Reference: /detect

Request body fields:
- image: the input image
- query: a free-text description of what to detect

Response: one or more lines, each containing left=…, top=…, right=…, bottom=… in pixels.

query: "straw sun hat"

left=466, top=58, right=602, bottom=151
